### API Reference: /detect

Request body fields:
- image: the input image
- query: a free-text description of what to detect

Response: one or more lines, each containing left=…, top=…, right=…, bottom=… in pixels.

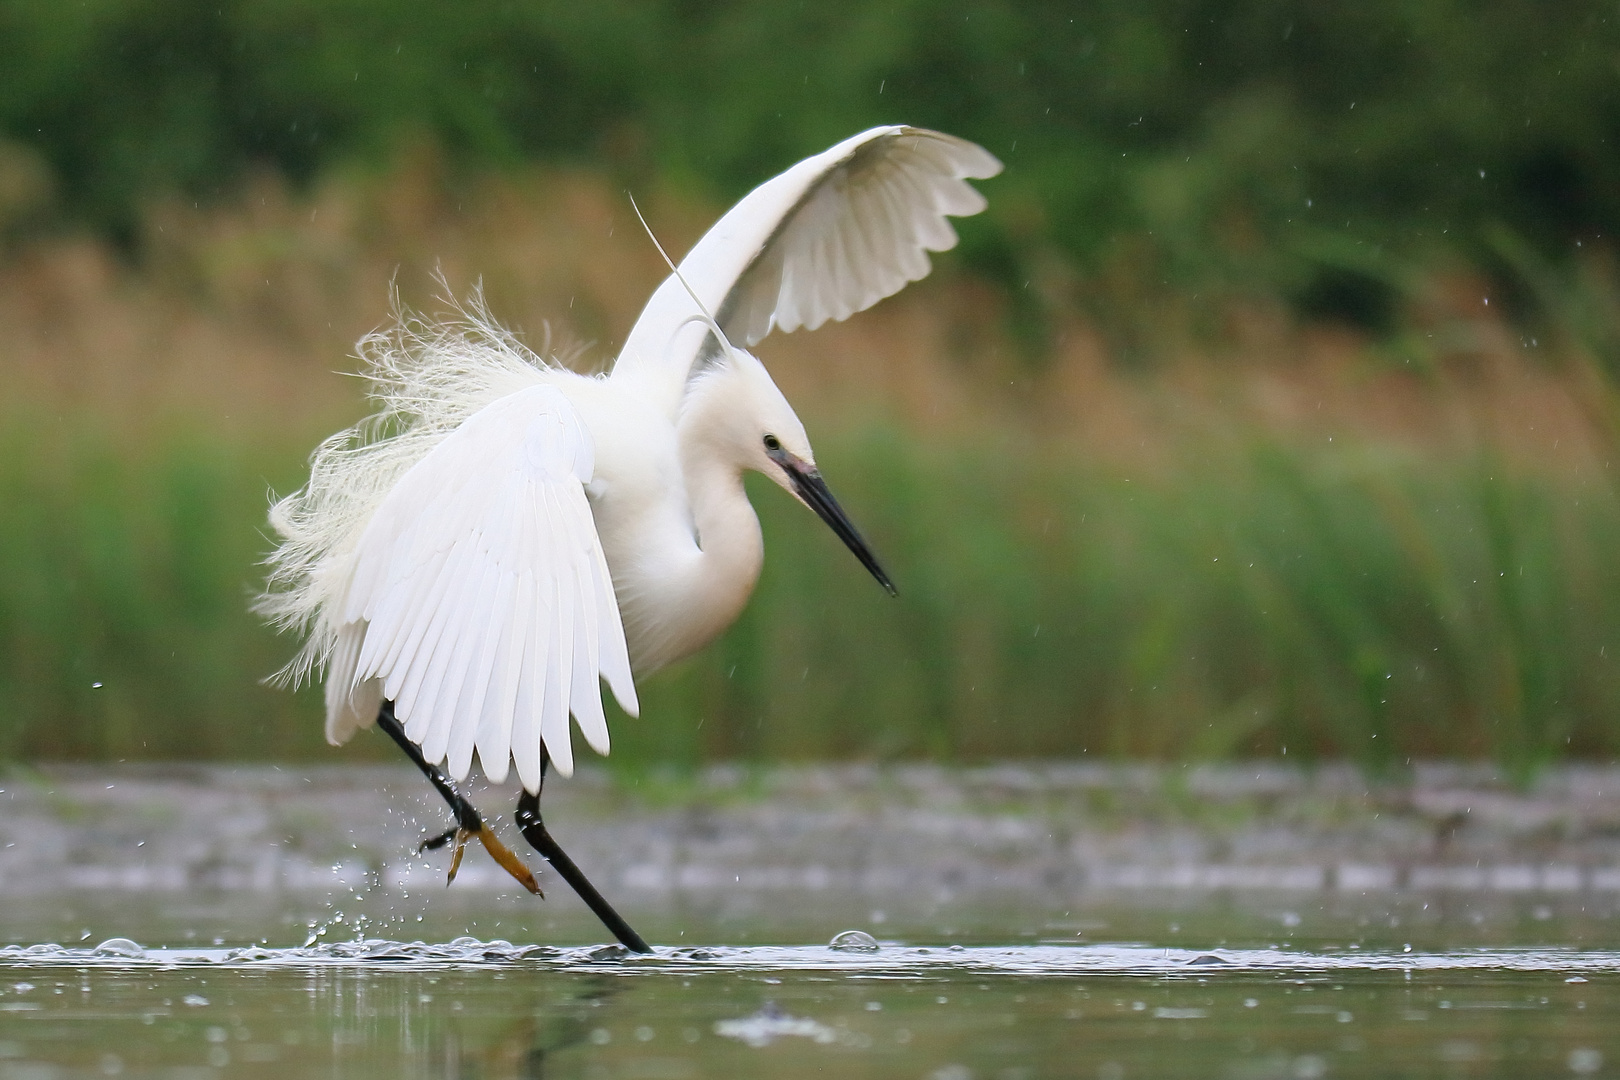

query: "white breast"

left=569, top=378, right=765, bottom=674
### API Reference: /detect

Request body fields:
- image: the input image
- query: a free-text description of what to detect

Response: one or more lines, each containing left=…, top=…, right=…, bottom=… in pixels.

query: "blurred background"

left=2, top=0, right=1618, bottom=773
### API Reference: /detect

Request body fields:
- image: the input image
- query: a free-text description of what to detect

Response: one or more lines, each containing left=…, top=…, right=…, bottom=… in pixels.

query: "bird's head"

left=683, top=345, right=895, bottom=596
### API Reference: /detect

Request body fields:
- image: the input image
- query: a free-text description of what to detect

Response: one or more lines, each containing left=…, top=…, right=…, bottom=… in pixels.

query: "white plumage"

left=616, top=126, right=1002, bottom=413
left=259, top=125, right=1000, bottom=790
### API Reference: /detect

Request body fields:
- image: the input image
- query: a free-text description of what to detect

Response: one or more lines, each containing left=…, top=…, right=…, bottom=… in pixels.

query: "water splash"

left=2, top=937, right=1619, bottom=976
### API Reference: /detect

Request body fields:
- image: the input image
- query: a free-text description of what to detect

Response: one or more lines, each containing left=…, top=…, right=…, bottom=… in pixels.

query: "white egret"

left=258, top=125, right=1001, bottom=950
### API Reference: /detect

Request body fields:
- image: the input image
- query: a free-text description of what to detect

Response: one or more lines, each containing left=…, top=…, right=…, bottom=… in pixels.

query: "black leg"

left=376, top=700, right=541, bottom=895
left=515, top=758, right=651, bottom=953
left=377, top=702, right=482, bottom=830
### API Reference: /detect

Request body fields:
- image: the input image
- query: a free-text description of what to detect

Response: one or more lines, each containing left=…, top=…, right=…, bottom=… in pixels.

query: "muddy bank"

left=7, top=762, right=1620, bottom=903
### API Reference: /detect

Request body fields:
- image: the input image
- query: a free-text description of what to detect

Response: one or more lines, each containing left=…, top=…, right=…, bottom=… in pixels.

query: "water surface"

left=2, top=940, right=1616, bottom=1078
left=7, top=763, right=1620, bottom=1076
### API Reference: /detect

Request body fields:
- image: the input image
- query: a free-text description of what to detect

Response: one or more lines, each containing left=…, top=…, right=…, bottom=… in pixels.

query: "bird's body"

left=450, top=356, right=777, bottom=678
left=257, top=126, right=998, bottom=942
left=565, top=367, right=765, bottom=675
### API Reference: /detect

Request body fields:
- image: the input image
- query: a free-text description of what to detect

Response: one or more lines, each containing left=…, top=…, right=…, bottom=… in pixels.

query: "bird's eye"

left=763, top=434, right=782, bottom=452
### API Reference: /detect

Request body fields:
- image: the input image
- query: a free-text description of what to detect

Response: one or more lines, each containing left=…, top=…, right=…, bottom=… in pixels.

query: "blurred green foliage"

left=1, top=0, right=1617, bottom=320
left=3, top=2, right=1619, bottom=769
left=5, top=411, right=1618, bottom=770
left=0, top=418, right=316, bottom=759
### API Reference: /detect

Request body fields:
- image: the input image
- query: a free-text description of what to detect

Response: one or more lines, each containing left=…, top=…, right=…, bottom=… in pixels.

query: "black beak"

left=770, top=447, right=896, bottom=596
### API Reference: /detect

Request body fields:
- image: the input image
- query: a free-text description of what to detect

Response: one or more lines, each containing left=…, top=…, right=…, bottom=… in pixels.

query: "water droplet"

left=828, top=930, right=879, bottom=952
left=93, top=939, right=144, bottom=959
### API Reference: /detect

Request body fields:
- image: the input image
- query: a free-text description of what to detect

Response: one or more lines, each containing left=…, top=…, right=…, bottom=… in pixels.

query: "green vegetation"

left=1, top=0, right=1617, bottom=333
left=2, top=2, right=1619, bottom=768
left=637, top=430, right=1620, bottom=772
left=0, top=417, right=315, bottom=759
left=4, top=405, right=1617, bottom=770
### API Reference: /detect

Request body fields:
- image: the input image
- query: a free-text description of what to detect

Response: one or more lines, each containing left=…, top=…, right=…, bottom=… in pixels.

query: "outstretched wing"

left=324, top=384, right=637, bottom=789
left=612, top=126, right=1001, bottom=409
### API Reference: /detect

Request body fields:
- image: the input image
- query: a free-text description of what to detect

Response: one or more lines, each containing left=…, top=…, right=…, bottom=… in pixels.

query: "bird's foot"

left=446, top=828, right=471, bottom=883
left=474, top=822, right=543, bottom=896
left=423, top=823, right=542, bottom=896
left=376, top=702, right=542, bottom=896
left=419, top=827, right=457, bottom=853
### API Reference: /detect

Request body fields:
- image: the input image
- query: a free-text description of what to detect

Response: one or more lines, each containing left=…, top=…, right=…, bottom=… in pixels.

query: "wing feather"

left=326, top=383, right=633, bottom=791
left=586, top=516, right=637, bottom=715
left=804, top=224, right=837, bottom=330
left=448, top=551, right=503, bottom=780
left=539, top=484, right=575, bottom=779
left=843, top=176, right=893, bottom=313
left=872, top=176, right=933, bottom=281
left=510, top=566, right=544, bottom=792
left=407, top=535, right=478, bottom=755
left=358, top=542, right=440, bottom=687
left=611, top=126, right=1000, bottom=412
left=438, top=548, right=497, bottom=779
left=561, top=490, right=612, bottom=755
left=469, top=565, right=516, bottom=783
left=386, top=538, right=464, bottom=716
left=856, top=180, right=908, bottom=297
left=483, top=567, right=531, bottom=782
left=324, top=621, right=365, bottom=738
left=824, top=188, right=866, bottom=324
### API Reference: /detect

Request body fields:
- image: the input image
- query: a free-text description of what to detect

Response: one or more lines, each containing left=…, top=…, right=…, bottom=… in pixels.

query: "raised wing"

left=324, top=384, right=637, bottom=789
left=612, top=126, right=1000, bottom=409
left=718, top=128, right=1002, bottom=344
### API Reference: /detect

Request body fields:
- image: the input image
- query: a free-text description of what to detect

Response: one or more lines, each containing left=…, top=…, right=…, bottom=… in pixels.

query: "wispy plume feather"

left=255, top=277, right=566, bottom=687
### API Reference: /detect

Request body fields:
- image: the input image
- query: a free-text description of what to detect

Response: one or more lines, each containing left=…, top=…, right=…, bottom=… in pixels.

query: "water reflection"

left=0, top=943, right=1617, bottom=1078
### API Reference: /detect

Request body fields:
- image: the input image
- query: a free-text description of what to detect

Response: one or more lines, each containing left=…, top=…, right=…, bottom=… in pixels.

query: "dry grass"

left=3, top=144, right=1605, bottom=467
left=2, top=149, right=1617, bottom=767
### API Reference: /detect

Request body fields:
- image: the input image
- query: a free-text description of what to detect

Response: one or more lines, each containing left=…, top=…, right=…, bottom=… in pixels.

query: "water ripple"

left=1, top=938, right=1618, bottom=977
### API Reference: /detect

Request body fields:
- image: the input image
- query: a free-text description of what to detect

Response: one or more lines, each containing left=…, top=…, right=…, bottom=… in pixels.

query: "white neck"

left=683, top=439, right=766, bottom=614
left=615, top=412, right=763, bottom=674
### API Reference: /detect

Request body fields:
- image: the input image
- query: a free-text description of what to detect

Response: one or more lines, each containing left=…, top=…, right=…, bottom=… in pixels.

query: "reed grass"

left=4, top=406, right=1617, bottom=771
left=1, top=160, right=1617, bottom=770
left=0, top=418, right=318, bottom=759
left=630, top=429, right=1620, bottom=772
